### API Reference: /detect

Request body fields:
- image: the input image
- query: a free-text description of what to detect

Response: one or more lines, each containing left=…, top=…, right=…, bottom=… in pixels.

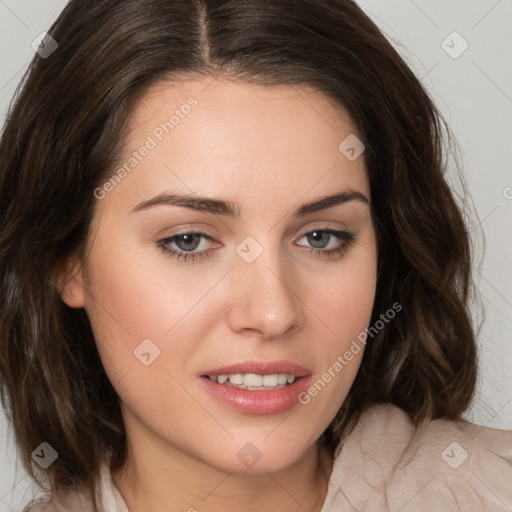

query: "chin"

left=195, top=431, right=318, bottom=475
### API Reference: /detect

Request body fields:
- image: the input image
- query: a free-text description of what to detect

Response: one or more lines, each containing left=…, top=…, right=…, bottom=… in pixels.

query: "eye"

left=156, top=227, right=356, bottom=263
left=157, top=232, right=217, bottom=263
left=295, top=227, right=356, bottom=259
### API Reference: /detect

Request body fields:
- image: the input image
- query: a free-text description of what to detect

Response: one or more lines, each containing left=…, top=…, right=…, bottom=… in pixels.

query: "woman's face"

left=62, top=76, right=377, bottom=474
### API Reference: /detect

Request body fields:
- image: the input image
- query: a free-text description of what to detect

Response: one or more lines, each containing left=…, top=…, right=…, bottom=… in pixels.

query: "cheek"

left=300, top=238, right=377, bottom=405
left=309, top=242, right=377, bottom=350
left=84, top=218, right=224, bottom=327
left=80, top=227, right=224, bottom=383
left=329, top=268, right=376, bottom=341
left=296, top=273, right=375, bottom=426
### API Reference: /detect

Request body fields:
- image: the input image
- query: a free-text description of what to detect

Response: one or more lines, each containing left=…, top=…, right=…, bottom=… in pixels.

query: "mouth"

left=199, top=360, right=312, bottom=414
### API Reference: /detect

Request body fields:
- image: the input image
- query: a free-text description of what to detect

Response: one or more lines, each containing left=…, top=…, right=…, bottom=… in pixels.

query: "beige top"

left=28, top=403, right=512, bottom=511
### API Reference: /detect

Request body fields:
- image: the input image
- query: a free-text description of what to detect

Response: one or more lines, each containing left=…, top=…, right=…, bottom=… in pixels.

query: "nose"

left=226, top=244, right=305, bottom=340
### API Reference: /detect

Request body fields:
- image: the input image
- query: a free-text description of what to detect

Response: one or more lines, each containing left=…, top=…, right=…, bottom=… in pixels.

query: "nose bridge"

left=228, top=234, right=303, bottom=339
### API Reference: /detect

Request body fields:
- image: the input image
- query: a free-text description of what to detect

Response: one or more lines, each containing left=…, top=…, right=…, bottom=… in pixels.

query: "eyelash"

left=156, top=227, right=356, bottom=264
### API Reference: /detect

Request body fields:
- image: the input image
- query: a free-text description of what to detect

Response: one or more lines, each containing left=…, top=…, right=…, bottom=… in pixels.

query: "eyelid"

left=159, top=224, right=217, bottom=237
left=163, top=220, right=349, bottom=236
left=301, top=222, right=350, bottom=235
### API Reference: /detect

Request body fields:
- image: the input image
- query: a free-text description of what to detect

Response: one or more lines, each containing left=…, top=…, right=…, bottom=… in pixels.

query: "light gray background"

left=1, top=0, right=511, bottom=510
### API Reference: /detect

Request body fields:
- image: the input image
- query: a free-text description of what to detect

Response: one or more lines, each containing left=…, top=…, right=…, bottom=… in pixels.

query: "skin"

left=57, top=75, right=378, bottom=512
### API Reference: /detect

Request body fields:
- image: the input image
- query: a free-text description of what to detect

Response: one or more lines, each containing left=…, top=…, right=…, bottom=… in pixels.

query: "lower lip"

left=199, top=376, right=312, bottom=415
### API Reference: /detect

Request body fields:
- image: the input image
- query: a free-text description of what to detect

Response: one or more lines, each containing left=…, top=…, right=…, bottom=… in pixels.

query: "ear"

left=52, top=254, right=86, bottom=308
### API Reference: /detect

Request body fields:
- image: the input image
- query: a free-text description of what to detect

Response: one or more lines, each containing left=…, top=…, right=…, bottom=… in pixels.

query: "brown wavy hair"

left=0, top=0, right=479, bottom=509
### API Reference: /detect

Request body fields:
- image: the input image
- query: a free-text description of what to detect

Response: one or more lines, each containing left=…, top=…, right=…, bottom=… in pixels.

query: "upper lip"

left=201, top=360, right=311, bottom=378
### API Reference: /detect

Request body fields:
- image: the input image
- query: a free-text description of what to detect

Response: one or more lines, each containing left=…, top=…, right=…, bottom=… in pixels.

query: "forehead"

left=100, top=76, right=369, bottom=216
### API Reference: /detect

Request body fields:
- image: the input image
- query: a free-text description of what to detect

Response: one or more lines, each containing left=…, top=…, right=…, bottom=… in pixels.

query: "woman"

left=0, top=0, right=510, bottom=511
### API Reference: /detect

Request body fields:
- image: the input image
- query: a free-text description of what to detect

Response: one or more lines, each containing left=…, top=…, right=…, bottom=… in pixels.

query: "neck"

left=112, top=435, right=333, bottom=512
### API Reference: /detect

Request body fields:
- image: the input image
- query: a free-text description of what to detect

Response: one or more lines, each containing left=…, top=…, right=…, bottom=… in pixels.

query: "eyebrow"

left=130, top=188, right=369, bottom=217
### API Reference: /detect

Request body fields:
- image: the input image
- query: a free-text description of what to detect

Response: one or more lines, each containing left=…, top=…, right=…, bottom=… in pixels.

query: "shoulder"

left=322, top=403, right=512, bottom=512
left=24, top=463, right=128, bottom=512
left=24, top=487, right=96, bottom=512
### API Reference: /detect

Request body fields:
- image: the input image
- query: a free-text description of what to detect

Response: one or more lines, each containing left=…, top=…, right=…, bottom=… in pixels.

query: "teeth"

left=262, top=374, right=278, bottom=386
left=208, top=373, right=298, bottom=389
left=244, top=374, right=262, bottom=387
left=277, top=374, right=288, bottom=385
left=229, top=374, right=244, bottom=385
